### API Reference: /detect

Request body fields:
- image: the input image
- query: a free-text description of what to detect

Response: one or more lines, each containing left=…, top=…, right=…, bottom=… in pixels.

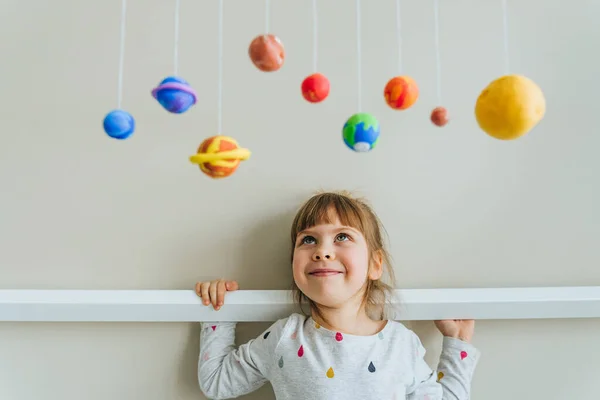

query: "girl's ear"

left=368, top=249, right=384, bottom=280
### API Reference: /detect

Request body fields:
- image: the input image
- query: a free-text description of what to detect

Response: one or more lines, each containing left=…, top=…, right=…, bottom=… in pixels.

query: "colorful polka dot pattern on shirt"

left=261, top=325, right=386, bottom=379
left=261, top=326, right=472, bottom=385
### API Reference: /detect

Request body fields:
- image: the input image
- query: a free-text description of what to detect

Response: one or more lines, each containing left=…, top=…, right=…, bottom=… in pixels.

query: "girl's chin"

left=305, top=289, right=354, bottom=307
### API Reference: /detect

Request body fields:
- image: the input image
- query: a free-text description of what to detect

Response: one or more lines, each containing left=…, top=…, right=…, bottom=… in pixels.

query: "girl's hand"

left=194, top=279, right=239, bottom=311
left=434, top=319, right=475, bottom=343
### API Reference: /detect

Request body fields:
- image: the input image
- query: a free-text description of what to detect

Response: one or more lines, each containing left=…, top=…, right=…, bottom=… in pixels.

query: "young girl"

left=195, top=191, right=480, bottom=399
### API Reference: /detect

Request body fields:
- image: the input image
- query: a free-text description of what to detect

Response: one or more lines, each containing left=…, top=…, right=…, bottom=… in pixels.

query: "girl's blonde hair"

left=289, top=190, right=396, bottom=322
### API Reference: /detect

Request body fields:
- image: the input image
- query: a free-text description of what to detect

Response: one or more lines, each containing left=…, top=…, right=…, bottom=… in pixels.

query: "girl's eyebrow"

left=298, top=225, right=359, bottom=236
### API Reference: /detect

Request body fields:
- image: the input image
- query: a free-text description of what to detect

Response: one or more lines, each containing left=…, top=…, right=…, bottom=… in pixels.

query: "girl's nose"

left=312, top=250, right=334, bottom=261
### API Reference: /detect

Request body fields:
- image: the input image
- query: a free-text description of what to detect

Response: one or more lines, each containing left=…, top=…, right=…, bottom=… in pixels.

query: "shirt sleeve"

left=197, top=318, right=290, bottom=400
left=407, top=334, right=481, bottom=399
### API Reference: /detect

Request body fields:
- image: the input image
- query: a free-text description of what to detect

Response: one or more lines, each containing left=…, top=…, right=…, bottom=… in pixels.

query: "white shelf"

left=0, top=286, right=599, bottom=322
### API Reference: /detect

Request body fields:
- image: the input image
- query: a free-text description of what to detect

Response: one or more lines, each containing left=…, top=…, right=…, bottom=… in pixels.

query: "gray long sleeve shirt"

left=198, top=313, right=480, bottom=399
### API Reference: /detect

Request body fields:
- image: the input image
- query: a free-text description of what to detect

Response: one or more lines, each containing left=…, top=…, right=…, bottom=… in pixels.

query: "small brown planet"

left=248, top=34, right=285, bottom=72
left=430, top=106, right=449, bottom=127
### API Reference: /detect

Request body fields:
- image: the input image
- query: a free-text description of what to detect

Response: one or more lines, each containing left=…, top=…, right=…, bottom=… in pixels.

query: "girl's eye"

left=301, top=236, right=316, bottom=245
left=336, top=233, right=349, bottom=241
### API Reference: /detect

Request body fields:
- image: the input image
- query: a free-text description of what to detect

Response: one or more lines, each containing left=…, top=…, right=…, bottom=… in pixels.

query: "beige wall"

left=1, top=0, right=599, bottom=398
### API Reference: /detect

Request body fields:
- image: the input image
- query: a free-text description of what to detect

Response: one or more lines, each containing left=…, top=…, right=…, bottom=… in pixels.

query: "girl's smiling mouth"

left=309, top=269, right=343, bottom=276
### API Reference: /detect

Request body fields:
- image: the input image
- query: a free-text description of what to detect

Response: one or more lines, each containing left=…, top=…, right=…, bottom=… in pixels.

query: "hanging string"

left=502, top=0, right=510, bottom=74
left=356, top=0, right=362, bottom=112
left=433, top=0, right=442, bottom=105
left=217, top=0, right=223, bottom=133
left=312, top=0, right=318, bottom=72
left=395, top=0, right=402, bottom=74
left=174, top=0, right=180, bottom=76
left=117, top=0, right=127, bottom=109
left=265, top=0, right=270, bottom=33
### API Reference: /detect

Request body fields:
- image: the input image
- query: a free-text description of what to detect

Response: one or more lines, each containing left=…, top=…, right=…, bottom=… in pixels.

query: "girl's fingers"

left=196, top=280, right=238, bottom=309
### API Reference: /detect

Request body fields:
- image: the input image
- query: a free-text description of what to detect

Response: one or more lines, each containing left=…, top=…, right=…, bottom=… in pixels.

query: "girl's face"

left=292, top=214, right=382, bottom=309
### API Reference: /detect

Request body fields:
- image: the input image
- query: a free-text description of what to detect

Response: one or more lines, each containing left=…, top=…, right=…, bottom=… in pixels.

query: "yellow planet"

left=475, top=74, right=546, bottom=140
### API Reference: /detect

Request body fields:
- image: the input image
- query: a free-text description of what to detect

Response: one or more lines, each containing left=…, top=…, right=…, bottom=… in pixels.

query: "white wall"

left=1, top=0, right=599, bottom=398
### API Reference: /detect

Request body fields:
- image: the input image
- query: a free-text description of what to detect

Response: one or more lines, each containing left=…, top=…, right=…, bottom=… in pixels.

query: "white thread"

left=502, top=0, right=510, bottom=74
left=356, top=0, right=362, bottom=112
left=117, top=0, right=127, bottom=109
left=265, top=0, right=270, bottom=33
left=395, top=0, right=402, bottom=74
left=312, top=0, right=318, bottom=72
left=217, top=0, right=223, bottom=134
left=433, top=0, right=441, bottom=105
left=174, top=0, right=180, bottom=76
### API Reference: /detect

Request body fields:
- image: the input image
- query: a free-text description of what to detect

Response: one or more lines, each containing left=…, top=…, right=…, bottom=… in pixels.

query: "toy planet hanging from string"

left=103, top=110, right=135, bottom=139
left=189, top=135, right=251, bottom=179
left=384, top=76, right=419, bottom=110
left=151, top=76, right=198, bottom=113
left=430, top=106, right=449, bottom=127
left=475, top=74, right=546, bottom=140
left=302, top=73, right=330, bottom=103
left=248, top=34, right=285, bottom=72
left=342, top=113, right=380, bottom=152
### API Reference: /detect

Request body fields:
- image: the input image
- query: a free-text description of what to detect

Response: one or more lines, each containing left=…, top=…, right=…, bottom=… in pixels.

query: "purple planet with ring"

left=151, top=76, right=197, bottom=114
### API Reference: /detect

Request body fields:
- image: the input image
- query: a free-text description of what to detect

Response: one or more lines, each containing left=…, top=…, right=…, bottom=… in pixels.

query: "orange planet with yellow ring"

left=189, top=135, right=251, bottom=179
left=384, top=76, right=419, bottom=110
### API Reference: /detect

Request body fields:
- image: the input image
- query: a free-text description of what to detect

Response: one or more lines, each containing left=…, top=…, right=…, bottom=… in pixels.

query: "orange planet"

left=384, top=76, right=419, bottom=110
left=189, top=135, right=251, bottom=179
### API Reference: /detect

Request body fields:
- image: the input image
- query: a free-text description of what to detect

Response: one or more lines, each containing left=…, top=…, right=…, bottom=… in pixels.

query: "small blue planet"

left=103, top=109, right=135, bottom=140
left=151, top=76, right=197, bottom=114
